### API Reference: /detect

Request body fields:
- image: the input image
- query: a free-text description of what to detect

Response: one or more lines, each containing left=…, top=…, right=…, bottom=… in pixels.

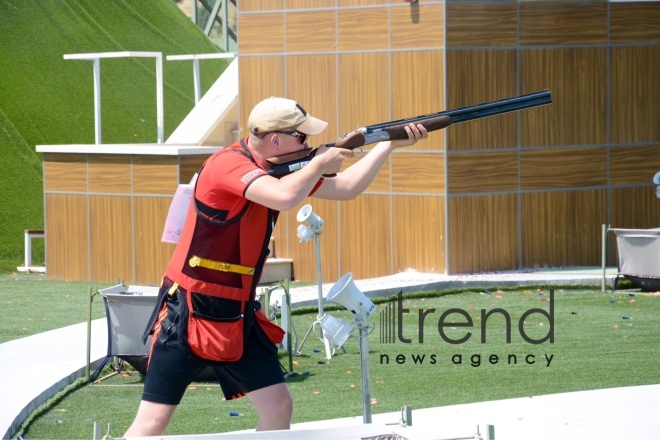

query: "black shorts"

left=142, top=291, right=285, bottom=405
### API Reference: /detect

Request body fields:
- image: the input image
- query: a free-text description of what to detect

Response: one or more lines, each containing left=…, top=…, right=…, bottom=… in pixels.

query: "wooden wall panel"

left=285, top=198, right=340, bottom=283
left=446, top=3, right=517, bottom=47
left=272, top=210, right=290, bottom=259
left=134, top=197, right=176, bottom=285
left=520, top=48, right=607, bottom=147
left=448, top=194, right=518, bottom=274
left=393, top=195, right=445, bottom=273
left=610, top=145, right=660, bottom=187
left=521, top=147, right=607, bottom=190
left=519, top=3, right=607, bottom=46
left=179, top=155, right=210, bottom=184
left=338, top=0, right=386, bottom=8
left=45, top=194, right=89, bottom=280
left=287, top=0, right=335, bottom=9
left=238, top=0, right=282, bottom=12
left=43, top=153, right=87, bottom=192
left=338, top=53, right=389, bottom=135
left=391, top=153, right=444, bottom=194
left=286, top=55, right=338, bottom=144
left=610, top=46, right=660, bottom=144
left=390, top=4, right=444, bottom=49
left=286, top=11, right=336, bottom=53
left=391, top=50, right=445, bottom=151
left=88, top=155, right=131, bottom=194
left=238, top=56, right=285, bottom=137
left=521, top=190, right=606, bottom=268
left=610, top=187, right=660, bottom=231
left=448, top=152, right=518, bottom=193
left=338, top=8, right=389, bottom=51
left=89, top=196, right=133, bottom=282
left=363, top=156, right=391, bottom=193
left=132, top=156, right=178, bottom=195
left=446, top=49, right=517, bottom=150
left=339, top=195, right=391, bottom=279
left=237, top=13, right=285, bottom=54
left=610, top=2, right=660, bottom=44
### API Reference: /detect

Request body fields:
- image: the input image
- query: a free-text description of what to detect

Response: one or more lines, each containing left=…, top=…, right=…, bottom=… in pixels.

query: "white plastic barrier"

left=611, top=228, right=660, bottom=291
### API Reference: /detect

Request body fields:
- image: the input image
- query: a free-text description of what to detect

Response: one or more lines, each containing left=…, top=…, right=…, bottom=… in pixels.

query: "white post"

left=166, top=53, right=235, bottom=106
left=64, top=52, right=165, bottom=144
left=602, top=224, right=607, bottom=292
left=359, top=326, right=372, bottom=424
left=155, top=53, right=164, bottom=143
left=222, top=0, right=229, bottom=51
left=314, top=232, right=332, bottom=360
left=93, top=58, right=102, bottom=144
left=24, top=231, right=31, bottom=269
left=193, top=58, right=201, bottom=104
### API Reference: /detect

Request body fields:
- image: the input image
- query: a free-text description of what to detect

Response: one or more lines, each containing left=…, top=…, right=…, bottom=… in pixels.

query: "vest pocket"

left=186, top=292, right=245, bottom=362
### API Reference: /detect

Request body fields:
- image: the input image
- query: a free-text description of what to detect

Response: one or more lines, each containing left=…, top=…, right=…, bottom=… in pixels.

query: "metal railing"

left=190, top=0, right=237, bottom=52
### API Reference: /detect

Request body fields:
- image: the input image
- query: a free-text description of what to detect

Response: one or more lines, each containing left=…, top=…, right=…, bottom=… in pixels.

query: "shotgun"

left=267, top=90, right=552, bottom=178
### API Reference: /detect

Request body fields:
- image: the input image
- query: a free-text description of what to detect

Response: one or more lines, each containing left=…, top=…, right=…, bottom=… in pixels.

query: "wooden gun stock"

left=266, top=115, right=451, bottom=168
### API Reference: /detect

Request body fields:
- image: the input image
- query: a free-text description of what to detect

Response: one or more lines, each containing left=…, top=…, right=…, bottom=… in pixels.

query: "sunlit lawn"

left=12, top=282, right=660, bottom=439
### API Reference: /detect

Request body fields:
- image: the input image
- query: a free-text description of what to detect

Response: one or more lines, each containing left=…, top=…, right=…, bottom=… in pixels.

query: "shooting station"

left=37, top=2, right=658, bottom=290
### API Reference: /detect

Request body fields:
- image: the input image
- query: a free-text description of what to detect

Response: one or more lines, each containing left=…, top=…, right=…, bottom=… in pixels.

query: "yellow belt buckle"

left=189, top=256, right=200, bottom=267
left=168, top=282, right=179, bottom=296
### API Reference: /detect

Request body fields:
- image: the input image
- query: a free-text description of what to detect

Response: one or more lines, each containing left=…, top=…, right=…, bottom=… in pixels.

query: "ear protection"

left=274, top=140, right=279, bottom=145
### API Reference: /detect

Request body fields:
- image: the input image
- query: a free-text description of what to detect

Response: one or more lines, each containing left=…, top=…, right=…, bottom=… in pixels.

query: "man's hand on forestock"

left=389, top=122, right=428, bottom=148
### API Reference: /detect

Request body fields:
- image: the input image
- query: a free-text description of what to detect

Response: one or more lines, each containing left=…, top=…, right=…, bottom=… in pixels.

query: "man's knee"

left=250, top=384, right=293, bottom=417
left=277, top=390, right=293, bottom=417
left=265, top=388, right=293, bottom=417
left=125, top=400, right=176, bottom=437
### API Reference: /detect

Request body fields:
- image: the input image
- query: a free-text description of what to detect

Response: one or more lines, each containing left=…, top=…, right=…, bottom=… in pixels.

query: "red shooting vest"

left=162, top=140, right=285, bottom=360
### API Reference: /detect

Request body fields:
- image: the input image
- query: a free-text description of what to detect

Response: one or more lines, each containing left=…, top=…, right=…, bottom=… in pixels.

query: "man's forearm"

left=332, top=141, right=395, bottom=197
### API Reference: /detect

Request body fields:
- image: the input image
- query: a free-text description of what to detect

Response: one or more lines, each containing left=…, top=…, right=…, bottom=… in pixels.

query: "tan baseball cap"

left=248, top=97, right=328, bottom=136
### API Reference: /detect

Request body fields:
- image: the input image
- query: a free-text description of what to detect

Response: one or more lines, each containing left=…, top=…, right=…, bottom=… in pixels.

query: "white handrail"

left=63, top=52, right=164, bottom=144
left=166, top=53, right=235, bottom=104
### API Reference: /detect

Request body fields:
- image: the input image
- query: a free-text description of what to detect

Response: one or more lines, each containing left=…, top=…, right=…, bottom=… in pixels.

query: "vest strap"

left=188, top=256, right=255, bottom=276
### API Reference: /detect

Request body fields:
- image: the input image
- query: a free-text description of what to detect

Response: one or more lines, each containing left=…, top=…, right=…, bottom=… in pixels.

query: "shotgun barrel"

left=267, top=90, right=552, bottom=177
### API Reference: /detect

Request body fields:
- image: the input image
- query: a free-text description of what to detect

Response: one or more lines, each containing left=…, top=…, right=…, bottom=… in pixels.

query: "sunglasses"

left=273, top=131, right=308, bottom=145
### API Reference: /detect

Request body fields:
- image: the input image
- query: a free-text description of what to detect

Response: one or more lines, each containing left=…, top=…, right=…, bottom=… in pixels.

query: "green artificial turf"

left=15, top=286, right=660, bottom=439
left=0, top=0, right=229, bottom=268
left=0, top=274, right=114, bottom=343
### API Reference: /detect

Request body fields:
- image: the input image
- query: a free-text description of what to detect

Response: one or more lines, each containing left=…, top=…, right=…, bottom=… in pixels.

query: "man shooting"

left=124, top=97, right=427, bottom=436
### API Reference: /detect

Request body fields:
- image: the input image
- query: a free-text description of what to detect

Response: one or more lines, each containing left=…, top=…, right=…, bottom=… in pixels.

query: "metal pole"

left=359, top=325, right=372, bottom=424
left=92, top=59, right=101, bottom=144
left=314, top=232, right=324, bottom=318
left=24, top=231, right=30, bottom=269
left=155, top=53, right=164, bottom=143
left=602, top=224, right=607, bottom=292
left=192, top=58, right=201, bottom=104
left=86, top=286, right=93, bottom=382
left=221, top=0, right=229, bottom=51
left=285, top=279, right=293, bottom=373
